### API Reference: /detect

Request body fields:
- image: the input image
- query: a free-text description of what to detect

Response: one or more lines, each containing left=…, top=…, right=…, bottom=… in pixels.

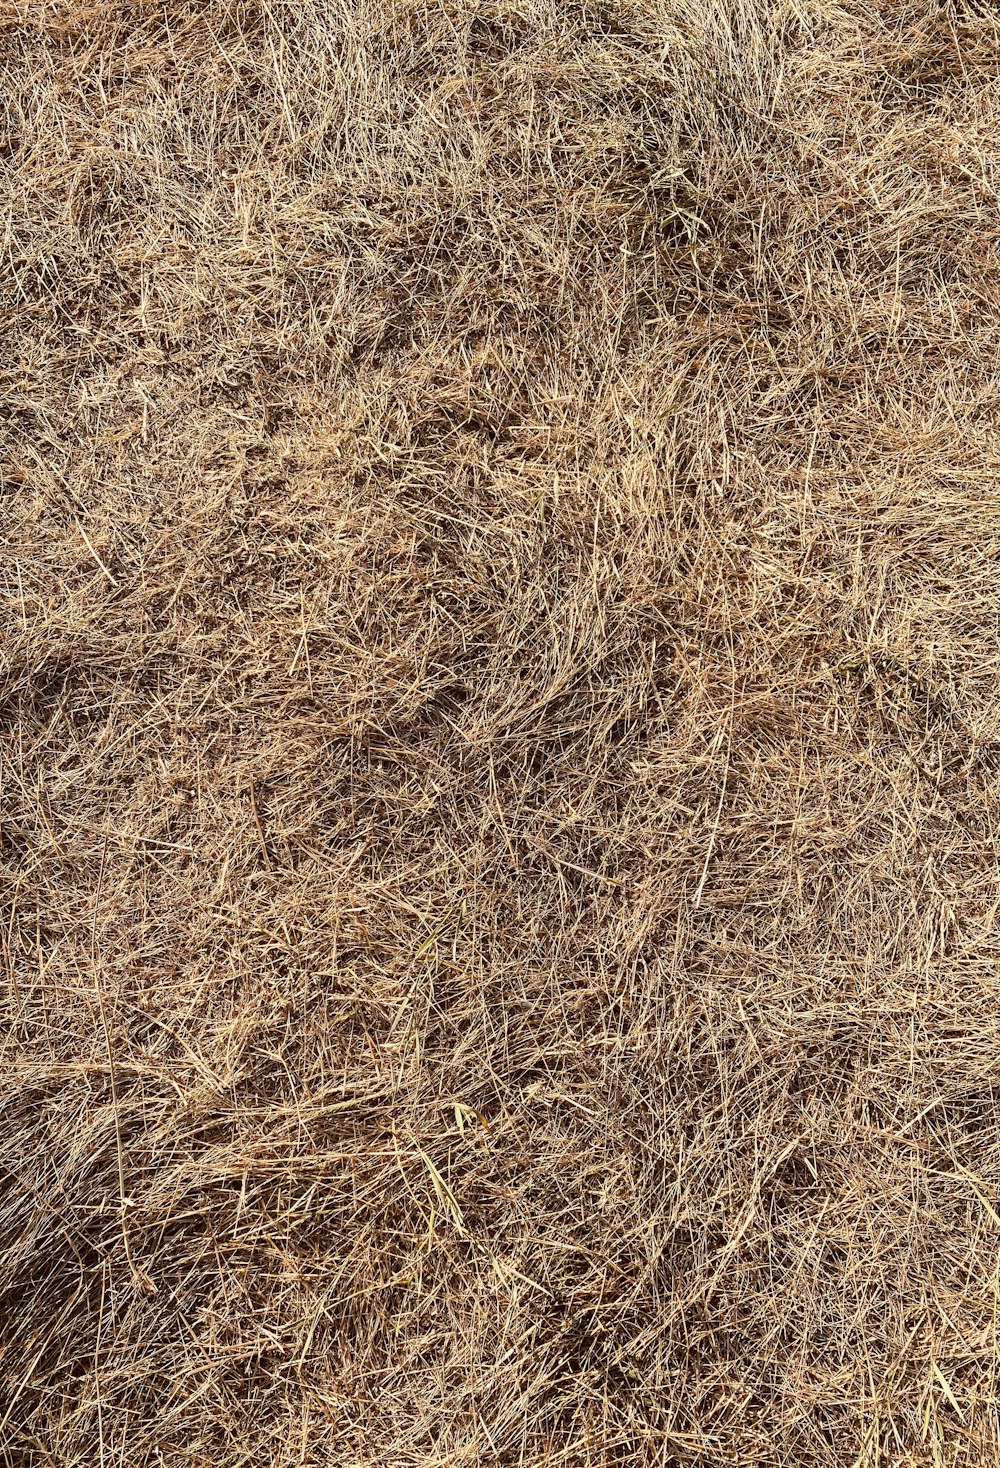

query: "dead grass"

left=1, top=1, right=998, bottom=1464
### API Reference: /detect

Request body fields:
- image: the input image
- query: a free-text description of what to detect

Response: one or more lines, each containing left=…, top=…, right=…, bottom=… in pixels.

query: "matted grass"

left=1, top=2, right=998, bottom=1464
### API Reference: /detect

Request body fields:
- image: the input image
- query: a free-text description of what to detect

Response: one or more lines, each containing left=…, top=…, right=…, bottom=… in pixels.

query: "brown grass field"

left=1, top=1, right=998, bottom=1464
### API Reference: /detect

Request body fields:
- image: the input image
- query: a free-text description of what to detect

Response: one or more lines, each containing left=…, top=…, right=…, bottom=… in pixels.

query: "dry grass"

left=1, top=0, right=998, bottom=1464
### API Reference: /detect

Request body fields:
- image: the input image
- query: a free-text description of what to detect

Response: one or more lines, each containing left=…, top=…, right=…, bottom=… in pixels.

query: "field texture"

left=1, top=2, right=998, bottom=1465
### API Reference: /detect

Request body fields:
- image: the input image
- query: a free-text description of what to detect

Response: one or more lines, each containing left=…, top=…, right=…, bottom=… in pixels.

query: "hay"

left=1, top=1, right=997, bottom=1464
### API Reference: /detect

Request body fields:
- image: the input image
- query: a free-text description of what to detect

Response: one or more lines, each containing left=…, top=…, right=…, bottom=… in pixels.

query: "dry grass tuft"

left=2, top=1, right=998, bottom=1464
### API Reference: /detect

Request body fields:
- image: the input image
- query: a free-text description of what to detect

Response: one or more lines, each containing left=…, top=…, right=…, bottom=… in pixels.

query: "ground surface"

left=1, top=2, right=998, bottom=1465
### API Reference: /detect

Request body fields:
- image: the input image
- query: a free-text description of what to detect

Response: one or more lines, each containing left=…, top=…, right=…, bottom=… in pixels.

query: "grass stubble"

left=1, top=1, right=998, bottom=1464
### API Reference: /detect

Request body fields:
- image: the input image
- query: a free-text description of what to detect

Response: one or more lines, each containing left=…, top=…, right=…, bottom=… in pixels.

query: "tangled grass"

left=1, top=1, right=998, bottom=1464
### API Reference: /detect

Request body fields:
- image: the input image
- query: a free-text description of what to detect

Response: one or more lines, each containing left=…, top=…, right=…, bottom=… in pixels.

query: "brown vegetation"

left=1, top=1, right=998, bottom=1464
